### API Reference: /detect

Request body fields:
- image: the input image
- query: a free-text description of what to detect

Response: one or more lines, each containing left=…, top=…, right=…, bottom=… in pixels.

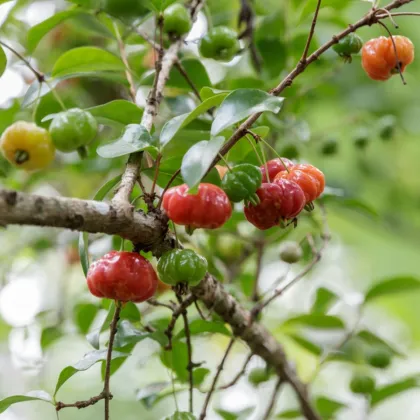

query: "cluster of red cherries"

left=162, top=158, right=325, bottom=232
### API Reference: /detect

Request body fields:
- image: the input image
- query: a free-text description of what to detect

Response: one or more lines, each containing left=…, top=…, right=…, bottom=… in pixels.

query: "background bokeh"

left=1, top=0, right=420, bottom=419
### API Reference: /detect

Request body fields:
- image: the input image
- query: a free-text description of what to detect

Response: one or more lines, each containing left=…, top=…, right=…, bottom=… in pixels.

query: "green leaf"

left=364, top=276, right=420, bottom=303
left=21, top=77, right=59, bottom=108
left=0, top=391, right=54, bottom=414
left=315, top=396, right=346, bottom=418
left=176, top=320, right=231, bottom=339
left=114, top=320, right=167, bottom=348
left=200, top=87, right=230, bottom=101
left=161, top=341, right=189, bottom=382
left=371, top=376, right=420, bottom=407
left=215, top=407, right=255, bottom=420
left=181, top=136, right=225, bottom=188
left=160, top=93, right=228, bottom=149
left=136, top=382, right=170, bottom=408
left=0, top=45, right=6, bottom=78
left=86, top=302, right=116, bottom=350
left=73, top=303, right=98, bottom=335
left=276, top=409, right=301, bottom=418
left=282, top=314, right=345, bottom=330
left=211, top=89, right=284, bottom=136
left=120, top=302, right=141, bottom=323
left=78, top=175, right=122, bottom=277
left=54, top=349, right=129, bottom=396
left=27, top=10, right=82, bottom=53
left=52, top=47, right=124, bottom=78
left=97, top=124, right=156, bottom=158
left=193, top=368, right=210, bottom=386
left=286, top=333, right=322, bottom=356
left=311, top=287, right=338, bottom=314
left=87, top=100, right=143, bottom=126
left=41, top=326, right=62, bottom=349
left=357, top=330, right=404, bottom=357
left=299, top=0, right=350, bottom=22
left=164, top=412, right=196, bottom=420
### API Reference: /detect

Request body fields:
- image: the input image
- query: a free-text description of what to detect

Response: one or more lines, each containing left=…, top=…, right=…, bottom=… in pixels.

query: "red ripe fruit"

left=87, top=251, right=158, bottom=302
left=244, top=181, right=305, bottom=230
left=275, top=163, right=325, bottom=203
left=162, top=183, right=232, bottom=230
left=260, top=158, right=294, bottom=183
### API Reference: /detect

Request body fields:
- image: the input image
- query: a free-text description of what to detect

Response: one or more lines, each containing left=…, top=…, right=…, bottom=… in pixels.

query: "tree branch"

left=262, top=378, right=284, bottom=420
left=300, top=0, right=322, bottom=63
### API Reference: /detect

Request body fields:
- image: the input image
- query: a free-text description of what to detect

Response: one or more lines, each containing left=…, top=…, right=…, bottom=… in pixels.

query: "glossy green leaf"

left=52, top=47, right=124, bottom=78
left=78, top=175, right=122, bottom=277
left=164, top=412, right=196, bottom=420
left=364, top=276, right=420, bottom=303
left=54, top=349, right=129, bottom=396
left=97, top=124, right=156, bottom=158
left=114, top=320, right=167, bottom=348
left=282, top=314, right=345, bottom=329
left=311, top=288, right=338, bottom=314
left=161, top=341, right=189, bottom=382
left=87, top=100, right=144, bottom=126
left=371, top=376, right=420, bottom=407
left=211, top=89, right=284, bottom=136
left=160, top=93, right=228, bottom=149
left=176, top=320, right=231, bottom=339
left=0, top=391, right=53, bottom=414
left=181, top=136, right=225, bottom=188
left=200, top=87, right=230, bottom=101
left=0, top=46, right=6, bottom=78
left=73, top=303, right=98, bottom=335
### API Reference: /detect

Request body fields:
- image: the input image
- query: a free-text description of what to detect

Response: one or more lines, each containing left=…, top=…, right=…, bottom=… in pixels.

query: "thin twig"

left=262, top=378, right=284, bottom=420
left=252, top=240, right=264, bottom=302
left=176, top=294, right=194, bottom=413
left=147, top=298, right=175, bottom=311
left=300, top=0, right=322, bottom=63
left=150, top=153, right=162, bottom=197
left=56, top=393, right=108, bottom=411
left=218, top=353, right=253, bottom=390
left=199, top=338, right=236, bottom=420
left=157, top=169, right=181, bottom=209
left=194, top=298, right=208, bottom=320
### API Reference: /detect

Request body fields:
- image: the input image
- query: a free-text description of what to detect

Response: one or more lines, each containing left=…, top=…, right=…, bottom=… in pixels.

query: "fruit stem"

left=248, top=193, right=260, bottom=207
left=77, top=146, right=88, bottom=160
left=244, top=134, right=264, bottom=166
left=217, top=153, right=233, bottom=172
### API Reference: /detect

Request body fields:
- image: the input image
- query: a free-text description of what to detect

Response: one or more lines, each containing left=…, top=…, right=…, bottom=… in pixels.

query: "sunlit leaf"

left=87, top=100, right=144, bottom=126
left=364, top=276, right=420, bottom=303
left=311, top=287, right=338, bottom=314
left=0, top=45, right=6, bottom=78
left=282, top=314, right=345, bottom=329
left=176, top=320, right=231, bottom=339
left=0, top=391, right=53, bottom=414
left=371, top=376, right=420, bottom=407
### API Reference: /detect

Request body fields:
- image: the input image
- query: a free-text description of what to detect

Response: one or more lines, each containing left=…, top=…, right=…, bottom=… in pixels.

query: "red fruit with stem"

left=274, top=163, right=325, bottom=204
left=87, top=251, right=158, bottom=302
left=260, top=158, right=294, bottom=183
left=162, top=183, right=232, bottom=231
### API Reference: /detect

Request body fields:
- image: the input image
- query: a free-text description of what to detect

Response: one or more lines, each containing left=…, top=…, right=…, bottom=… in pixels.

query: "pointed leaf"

left=276, top=409, right=301, bottom=418
left=181, top=136, right=225, bottom=188
left=97, top=124, right=156, bottom=158
left=286, top=333, right=322, bottom=356
left=73, top=303, right=98, bottom=335
left=371, top=376, right=420, bottom=407
left=160, top=93, right=228, bottom=149
left=54, top=349, right=129, bottom=396
left=114, top=320, right=167, bottom=348
left=211, top=89, right=284, bottom=136
left=86, top=302, right=116, bottom=349
left=357, top=330, right=404, bottom=357
left=136, top=382, right=170, bottom=408
left=282, top=314, right=345, bottom=329
left=315, top=396, right=346, bottom=418
left=176, top=320, right=231, bottom=340
left=52, top=47, right=124, bottom=78
left=164, top=412, right=197, bottom=420
left=364, top=276, right=420, bottom=303
left=215, top=407, right=255, bottom=420
left=0, top=391, right=53, bottom=414
left=0, top=45, right=6, bottom=78
left=160, top=341, right=189, bottom=382
left=311, top=287, right=338, bottom=314
left=87, top=100, right=143, bottom=126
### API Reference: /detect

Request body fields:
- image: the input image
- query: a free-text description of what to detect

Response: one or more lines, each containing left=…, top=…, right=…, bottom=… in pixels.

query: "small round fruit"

left=0, top=121, right=55, bottom=170
left=158, top=249, right=207, bottom=286
left=321, top=138, right=338, bottom=156
left=361, top=36, right=414, bottom=81
left=199, top=26, right=240, bottom=61
left=87, top=251, right=158, bottom=302
left=333, top=33, right=363, bottom=60
left=378, top=115, right=397, bottom=141
left=103, top=0, right=148, bottom=19
left=162, top=183, right=232, bottom=230
left=275, top=164, right=325, bottom=204
left=163, top=4, right=192, bottom=37
left=279, top=241, right=303, bottom=264
left=350, top=374, right=376, bottom=395
left=260, top=158, right=294, bottom=183
left=49, top=108, right=97, bottom=152
left=367, top=349, right=392, bottom=369
left=221, top=163, right=262, bottom=203
left=248, top=368, right=270, bottom=386
left=216, top=234, right=244, bottom=260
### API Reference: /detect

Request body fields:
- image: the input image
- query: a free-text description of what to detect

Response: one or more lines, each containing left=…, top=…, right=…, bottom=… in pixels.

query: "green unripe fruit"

left=157, top=249, right=207, bottom=286
left=163, top=4, right=192, bottom=37
left=350, top=374, right=376, bottom=395
left=378, top=115, right=397, bottom=141
left=321, top=138, right=338, bottom=156
left=49, top=108, right=97, bottom=153
left=367, top=349, right=392, bottom=369
left=248, top=368, right=270, bottom=386
left=199, top=26, right=240, bottom=61
left=103, top=0, right=148, bottom=19
left=333, top=33, right=363, bottom=60
left=216, top=233, right=244, bottom=261
left=221, top=163, right=262, bottom=203
left=279, top=241, right=303, bottom=264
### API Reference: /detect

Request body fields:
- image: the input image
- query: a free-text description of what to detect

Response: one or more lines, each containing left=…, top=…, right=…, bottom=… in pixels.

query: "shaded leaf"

left=164, top=412, right=196, bottom=420
left=114, top=320, right=167, bottom=348
left=161, top=341, right=189, bottom=382
left=0, top=391, right=53, bottom=414
left=286, top=333, right=322, bottom=356
left=87, top=100, right=143, bottom=126
left=97, top=124, right=156, bottom=158
left=0, top=45, right=6, bottom=78
left=52, top=47, right=124, bottom=78
left=136, top=382, right=169, bottom=408
left=364, top=276, right=420, bottom=303
left=215, top=407, right=255, bottom=420
left=357, top=330, right=404, bottom=357
left=211, top=89, right=284, bottom=136
left=54, top=349, right=128, bottom=396
left=73, top=303, right=98, bottom=335
left=41, top=326, right=62, bottom=349
left=193, top=368, right=210, bottom=386
left=311, top=288, right=338, bottom=314
left=120, top=302, right=141, bottom=323
left=282, top=314, right=345, bottom=329
left=315, top=396, right=346, bottom=418
left=371, top=376, right=420, bottom=407
left=86, top=302, right=116, bottom=349
left=181, top=136, right=225, bottom=188
left=176, top=320, right=231, bottom=339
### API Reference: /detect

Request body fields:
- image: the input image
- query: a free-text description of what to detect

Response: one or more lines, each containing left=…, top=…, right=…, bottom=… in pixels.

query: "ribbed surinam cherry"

left=260, top=158, right=293, bottom=183
left=275, top=163, right=325, bottom=204
left=361, top=36, right=414, bottom=81
left=244, top=181, right=305, bottom=230
left=87, top=251, right=158, bottom=302
left=162, top=183, right=232, bottom=232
